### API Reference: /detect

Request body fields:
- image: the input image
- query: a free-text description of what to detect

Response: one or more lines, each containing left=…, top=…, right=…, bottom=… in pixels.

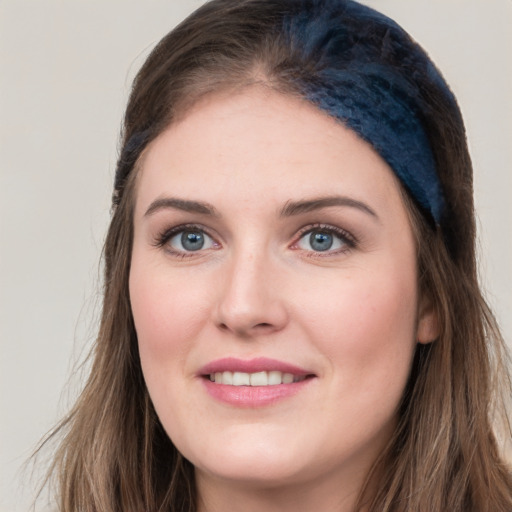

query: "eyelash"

left=153, top=223, right=219, bottom=258
left=291, top=223, right=357, bottom=257
left=153, top=223, right=357, bottom=258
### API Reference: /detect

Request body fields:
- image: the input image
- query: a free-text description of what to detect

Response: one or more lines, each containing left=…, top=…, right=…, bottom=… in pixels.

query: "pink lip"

left=198, top=357, right=316, bottom=408
left=199, top=357, right=311, bottom=376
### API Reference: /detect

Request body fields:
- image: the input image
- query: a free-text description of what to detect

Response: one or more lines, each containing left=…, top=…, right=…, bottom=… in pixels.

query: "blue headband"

left=116, top=0, right=454, bottom=224
left=282, top=0, right=455, bottom=224
left=301, top=69, right=443, bottom=222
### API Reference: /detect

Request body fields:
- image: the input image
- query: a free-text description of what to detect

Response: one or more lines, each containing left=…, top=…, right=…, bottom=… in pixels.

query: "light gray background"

left=1, top=1, right=511, bottom=510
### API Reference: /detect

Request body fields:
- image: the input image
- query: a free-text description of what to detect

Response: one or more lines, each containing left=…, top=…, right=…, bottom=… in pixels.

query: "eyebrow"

left=144, top=197, right=219, bottom=217
left=144, top=195, right=378, bottom=220
left=280, top=196, right=378, bottom=219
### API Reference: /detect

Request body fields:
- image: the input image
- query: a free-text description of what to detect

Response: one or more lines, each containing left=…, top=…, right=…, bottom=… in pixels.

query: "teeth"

left=233, top=372, right=250, bottom=386
left=250, top=371, right=268, bottom=386
left=268, top=371, right=282, bottom=385
left=209, top=371, right=305, bottom=386
left=282, top=373, right=294, bottom=384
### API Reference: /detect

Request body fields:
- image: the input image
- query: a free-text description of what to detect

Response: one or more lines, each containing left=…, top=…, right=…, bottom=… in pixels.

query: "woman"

left=41, top=0, right=512, bottom=510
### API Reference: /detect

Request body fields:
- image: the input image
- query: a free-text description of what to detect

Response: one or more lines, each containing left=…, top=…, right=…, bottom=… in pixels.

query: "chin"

left=195, top=456, right=309, bottom=489
left=182, top=429, right=311, bottom=486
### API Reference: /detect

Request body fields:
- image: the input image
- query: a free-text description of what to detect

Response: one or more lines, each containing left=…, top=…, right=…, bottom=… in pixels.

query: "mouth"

left=199, top=357, right=316, bottom=406
left=206, top=370, right=310, bottom=386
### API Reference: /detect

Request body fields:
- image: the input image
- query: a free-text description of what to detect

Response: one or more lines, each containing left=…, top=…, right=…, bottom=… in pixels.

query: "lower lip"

left=202, top=378, right=314, bottom=407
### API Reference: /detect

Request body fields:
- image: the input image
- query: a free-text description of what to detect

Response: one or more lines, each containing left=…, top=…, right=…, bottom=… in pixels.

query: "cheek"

left=297, top=263, right=418, bottom=383
left=128, top=261, right=212, bottom=436
left=130, top=261, right=208, bottom=356
left=296, top=266, right=419, bottom=456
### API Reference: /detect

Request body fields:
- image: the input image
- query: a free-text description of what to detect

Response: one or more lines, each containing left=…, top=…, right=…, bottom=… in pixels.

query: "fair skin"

left=129, top=86, right=436, bottom=512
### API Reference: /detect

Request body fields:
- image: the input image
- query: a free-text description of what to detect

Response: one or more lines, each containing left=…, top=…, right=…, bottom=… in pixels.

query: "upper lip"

left=199, top=357, right=313, bottom=377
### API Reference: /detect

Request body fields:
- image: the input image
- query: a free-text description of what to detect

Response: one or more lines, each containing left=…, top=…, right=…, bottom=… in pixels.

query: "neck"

left=195, top=466, right=372, bottom=512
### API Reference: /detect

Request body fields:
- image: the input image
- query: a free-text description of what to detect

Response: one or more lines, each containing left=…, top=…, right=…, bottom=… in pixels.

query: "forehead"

left=134, top=86, right=405, bottom=217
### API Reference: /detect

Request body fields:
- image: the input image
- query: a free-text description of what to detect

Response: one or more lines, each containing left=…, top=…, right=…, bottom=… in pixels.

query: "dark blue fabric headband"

left=302, top=68, right=443, bottom=222
left=282, top=0, right=454, bottom=224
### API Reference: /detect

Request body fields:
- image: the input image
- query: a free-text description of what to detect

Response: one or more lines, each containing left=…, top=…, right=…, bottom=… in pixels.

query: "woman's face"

left=130, top=87, right=435, bottom=495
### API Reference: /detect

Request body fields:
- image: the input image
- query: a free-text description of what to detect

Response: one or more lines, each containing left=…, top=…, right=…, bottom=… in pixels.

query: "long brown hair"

left=39, top=1, right=512, bottom=510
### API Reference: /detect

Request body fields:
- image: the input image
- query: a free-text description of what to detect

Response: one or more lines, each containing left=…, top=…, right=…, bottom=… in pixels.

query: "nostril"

left=216, top=320, right=278, bottom=336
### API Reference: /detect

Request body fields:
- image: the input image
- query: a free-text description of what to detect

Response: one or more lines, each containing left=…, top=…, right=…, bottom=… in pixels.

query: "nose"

left=214, top=248, right=289, bottom=338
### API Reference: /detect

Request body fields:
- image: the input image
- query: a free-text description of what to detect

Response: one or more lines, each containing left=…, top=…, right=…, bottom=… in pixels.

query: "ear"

left=416, top=294, right=439, bottom=344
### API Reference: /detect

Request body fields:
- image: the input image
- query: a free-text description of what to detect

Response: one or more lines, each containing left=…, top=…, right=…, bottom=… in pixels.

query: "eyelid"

left=153, top=223, right=221, bottom=254
left=153, top=222, right=357, bottom=257
left=290, top=223, right=357, bottom=254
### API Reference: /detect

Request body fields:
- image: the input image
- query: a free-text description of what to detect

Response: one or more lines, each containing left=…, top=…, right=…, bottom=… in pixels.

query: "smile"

left=200, top=357, right=316, bottom=406
left=209, top=371, right=308, bottom=386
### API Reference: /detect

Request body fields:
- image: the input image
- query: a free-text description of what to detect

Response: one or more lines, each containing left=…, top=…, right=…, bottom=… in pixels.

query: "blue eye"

left=168, top=228, right=216, bottom=252
left=309, top=231, right=333, bottom=251
left=296, top=228, right=350, bottom=253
